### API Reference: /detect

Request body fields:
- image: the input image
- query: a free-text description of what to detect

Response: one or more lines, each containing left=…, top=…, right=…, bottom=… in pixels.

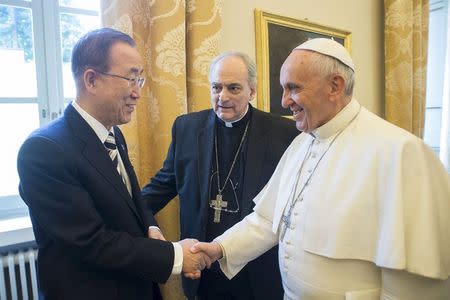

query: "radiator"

left=0, top=249, right=38, bottom=300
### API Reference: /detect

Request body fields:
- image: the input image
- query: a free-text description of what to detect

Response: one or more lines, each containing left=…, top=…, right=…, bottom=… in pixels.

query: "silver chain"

left=214, top=120, right=250, bottom=195
left=280, top=106, right=361, bottom=241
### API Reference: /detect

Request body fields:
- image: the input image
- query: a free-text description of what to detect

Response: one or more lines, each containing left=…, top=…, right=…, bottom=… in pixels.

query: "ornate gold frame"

left=254, top=10, right=352, bottom=115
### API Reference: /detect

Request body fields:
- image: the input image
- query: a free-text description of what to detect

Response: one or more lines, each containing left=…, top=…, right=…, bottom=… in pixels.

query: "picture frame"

left=254, top=10, right=352, bottom=116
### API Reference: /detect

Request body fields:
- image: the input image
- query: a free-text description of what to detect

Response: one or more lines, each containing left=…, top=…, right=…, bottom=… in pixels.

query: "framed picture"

left=254, top=10, right=352, bottom=116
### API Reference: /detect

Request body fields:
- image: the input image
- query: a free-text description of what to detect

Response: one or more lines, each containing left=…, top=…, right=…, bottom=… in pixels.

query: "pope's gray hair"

left=308, top=51, right=355, bottom=96
left=208, top=51, right=257, bottom=88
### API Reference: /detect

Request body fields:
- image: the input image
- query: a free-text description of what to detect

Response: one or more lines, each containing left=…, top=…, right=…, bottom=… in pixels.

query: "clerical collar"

left=311, top=98, right=361, bottom=140
left=216, top=104, right=250, bottom=128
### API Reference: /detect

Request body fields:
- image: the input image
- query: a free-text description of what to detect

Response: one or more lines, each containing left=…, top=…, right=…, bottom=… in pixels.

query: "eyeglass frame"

left=94, top=69, right=146, bottom=89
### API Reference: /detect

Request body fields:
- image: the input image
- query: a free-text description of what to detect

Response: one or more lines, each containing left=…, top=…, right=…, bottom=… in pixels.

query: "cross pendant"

left=280, top=208, right=293, bottom=241
left=210, top=194, right=228, bottom=223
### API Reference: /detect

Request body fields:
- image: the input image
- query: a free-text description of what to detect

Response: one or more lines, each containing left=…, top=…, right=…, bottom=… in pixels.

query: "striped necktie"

left=104, top=132, right=131, bottom=195
left=104, top=132, right=118, bottom=169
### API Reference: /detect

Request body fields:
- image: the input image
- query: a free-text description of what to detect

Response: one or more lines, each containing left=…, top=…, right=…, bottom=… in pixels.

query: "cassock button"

left=307, top=169, right=312, bottom=173
left=311, top=152, right=317, bottom=158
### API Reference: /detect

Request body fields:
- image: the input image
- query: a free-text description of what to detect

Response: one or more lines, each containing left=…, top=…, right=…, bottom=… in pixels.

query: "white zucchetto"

left=294, top=38, right=355, bottom=71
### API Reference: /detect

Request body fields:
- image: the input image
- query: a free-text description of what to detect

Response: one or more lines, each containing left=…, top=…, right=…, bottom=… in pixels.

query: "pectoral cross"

left=210, top=194, right=228, bottom=223
left=280, top=206, right=293, bottom=241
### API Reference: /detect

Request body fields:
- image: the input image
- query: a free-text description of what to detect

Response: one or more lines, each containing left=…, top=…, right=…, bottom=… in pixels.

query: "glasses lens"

left=138, top=77, right=145, bottom=88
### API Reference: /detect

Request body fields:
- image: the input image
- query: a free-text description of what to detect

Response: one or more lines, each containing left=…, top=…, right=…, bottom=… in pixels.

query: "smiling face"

left=209, top=56, right=255, bottom=122
left=86, top=42, right=144, bottom=129
left=280, top=50, right=338, bottom=133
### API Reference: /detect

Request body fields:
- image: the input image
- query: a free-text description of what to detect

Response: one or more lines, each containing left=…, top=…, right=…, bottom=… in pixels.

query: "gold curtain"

left=101, top=1, right=222, bottom=299
left=384, top=0, right=429, bottom=137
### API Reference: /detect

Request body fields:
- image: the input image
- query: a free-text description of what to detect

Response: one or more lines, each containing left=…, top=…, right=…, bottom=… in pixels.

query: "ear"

left=329, top=74, right=345, bottom=101
left=249, top=85, right=256, bottom=101
left=83, top=69, right=98, bottom=93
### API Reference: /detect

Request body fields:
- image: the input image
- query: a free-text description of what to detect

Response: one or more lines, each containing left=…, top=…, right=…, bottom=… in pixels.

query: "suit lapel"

left=197, top=111, right=215, bottom=223
left=241, top=109, right=270, bottom=217
left=64, top=105, right=142, bottom=223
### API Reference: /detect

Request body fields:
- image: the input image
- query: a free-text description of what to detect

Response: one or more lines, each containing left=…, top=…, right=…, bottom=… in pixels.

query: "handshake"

left=179, top=239, right=222, bottom=279
left=148, top=228, right=222, bottom=279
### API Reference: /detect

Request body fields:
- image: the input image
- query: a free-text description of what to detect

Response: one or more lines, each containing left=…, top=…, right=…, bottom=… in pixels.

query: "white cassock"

left=215, top=99, right=450, bottom=300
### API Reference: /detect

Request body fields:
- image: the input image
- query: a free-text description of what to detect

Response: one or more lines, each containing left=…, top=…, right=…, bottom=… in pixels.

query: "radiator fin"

left=1, top=249, right=38, bottom=300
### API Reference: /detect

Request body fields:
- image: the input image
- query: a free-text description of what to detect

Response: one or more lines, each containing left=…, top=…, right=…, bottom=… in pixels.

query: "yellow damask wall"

left=385, top=0, right=428, bottom=137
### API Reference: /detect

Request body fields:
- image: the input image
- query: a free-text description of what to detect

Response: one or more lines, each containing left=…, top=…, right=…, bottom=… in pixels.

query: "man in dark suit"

left=17, top=28, right=208, bottom=300
left=142, top=52, right=298, bottom=299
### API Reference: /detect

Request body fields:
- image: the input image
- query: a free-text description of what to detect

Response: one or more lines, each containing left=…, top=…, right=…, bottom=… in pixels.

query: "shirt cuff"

left=148, top=225, right=161, bottom=233
left=171, top=242, right=183, bottom=274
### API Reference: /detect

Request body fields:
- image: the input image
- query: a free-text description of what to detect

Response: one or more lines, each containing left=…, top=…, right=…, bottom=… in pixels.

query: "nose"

left=281, top=90, right=291, bottom=109
left=219, top=88, right=230, bottom=101
left=131, top=86, right=141, bottom=99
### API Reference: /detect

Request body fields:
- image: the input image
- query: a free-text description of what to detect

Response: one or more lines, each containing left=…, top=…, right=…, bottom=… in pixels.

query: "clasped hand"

left=148, top=229, right=223, bottom=279
left=181, top=240, right=224, bottom=279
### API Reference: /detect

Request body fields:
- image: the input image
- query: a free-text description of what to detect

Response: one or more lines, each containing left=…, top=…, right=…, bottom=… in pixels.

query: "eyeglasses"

left=95, top=70, right=146, bottom=89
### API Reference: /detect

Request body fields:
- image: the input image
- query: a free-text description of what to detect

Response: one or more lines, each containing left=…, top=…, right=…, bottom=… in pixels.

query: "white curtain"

left=440, top=5, right=450, bottom=171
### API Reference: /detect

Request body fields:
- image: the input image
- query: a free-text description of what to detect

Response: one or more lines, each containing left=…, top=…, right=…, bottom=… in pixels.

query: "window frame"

left=0, top=0, right=99, bottom=245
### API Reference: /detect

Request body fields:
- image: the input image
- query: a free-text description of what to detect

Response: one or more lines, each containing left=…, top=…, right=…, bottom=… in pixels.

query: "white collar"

left=71, top=101, right=113, bottom=143
left=311, top=98, right=361, bottom=140
left=222, top=104, right=249, bottom=128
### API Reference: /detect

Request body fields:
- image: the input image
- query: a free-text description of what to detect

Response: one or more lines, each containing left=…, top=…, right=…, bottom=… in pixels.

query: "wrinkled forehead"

left=211, top=57, right=248, bottom=82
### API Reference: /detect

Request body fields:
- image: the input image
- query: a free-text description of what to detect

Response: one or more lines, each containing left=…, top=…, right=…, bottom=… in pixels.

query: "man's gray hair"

left=208, top=51, right=257, bottom=87
left=308, top=51, right=355, bottom=96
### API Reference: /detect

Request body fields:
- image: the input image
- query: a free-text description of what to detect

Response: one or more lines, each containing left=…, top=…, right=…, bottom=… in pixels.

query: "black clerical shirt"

left=206, top=108, right=252, bottom=243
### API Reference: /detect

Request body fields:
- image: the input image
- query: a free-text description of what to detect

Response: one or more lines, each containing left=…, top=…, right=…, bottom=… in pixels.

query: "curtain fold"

left=384, top=0, right=429, bottom=137
left=101, top=1, right=222, bottom=299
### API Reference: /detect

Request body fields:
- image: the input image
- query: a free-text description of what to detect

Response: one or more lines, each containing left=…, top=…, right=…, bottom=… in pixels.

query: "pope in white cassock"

left=190, top=38, right=450, bottom=300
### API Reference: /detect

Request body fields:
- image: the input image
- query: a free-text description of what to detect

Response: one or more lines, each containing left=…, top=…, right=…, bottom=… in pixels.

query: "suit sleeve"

left=17, top=135, right=174, bottom=283
left=142, top=118, right=179, bottom=213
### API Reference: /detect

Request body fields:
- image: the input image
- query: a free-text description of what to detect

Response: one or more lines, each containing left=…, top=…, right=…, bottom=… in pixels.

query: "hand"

left=147, top=227, right=166, bottom=241
left=190, top=241, right=223, bottom=263
left=184, top=241, right=224, bottom=279
left=179, top=239, right=211, bottom=279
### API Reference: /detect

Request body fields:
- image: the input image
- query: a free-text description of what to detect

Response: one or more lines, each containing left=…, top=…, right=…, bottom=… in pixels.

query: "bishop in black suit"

left=142, top=52, right=298, bottom=299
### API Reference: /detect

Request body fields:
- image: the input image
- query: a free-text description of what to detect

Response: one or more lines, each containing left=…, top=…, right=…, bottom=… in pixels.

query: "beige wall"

left=220, top=0, right=384, bottom=116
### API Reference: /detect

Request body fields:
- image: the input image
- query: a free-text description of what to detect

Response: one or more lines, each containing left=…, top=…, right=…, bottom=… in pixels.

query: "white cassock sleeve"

left=215, top=210, right=278, bottom=279
left=213, top=140, right=296, bottom=279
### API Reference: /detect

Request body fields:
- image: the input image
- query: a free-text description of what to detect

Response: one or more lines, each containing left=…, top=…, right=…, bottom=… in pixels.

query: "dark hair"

left=71, top=28, right=135, bottom=87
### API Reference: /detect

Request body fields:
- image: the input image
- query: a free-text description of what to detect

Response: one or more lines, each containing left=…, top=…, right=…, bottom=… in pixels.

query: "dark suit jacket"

left=142, top=107, right=299, bottom=299
left=17, top=104, right=174, bottom=300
